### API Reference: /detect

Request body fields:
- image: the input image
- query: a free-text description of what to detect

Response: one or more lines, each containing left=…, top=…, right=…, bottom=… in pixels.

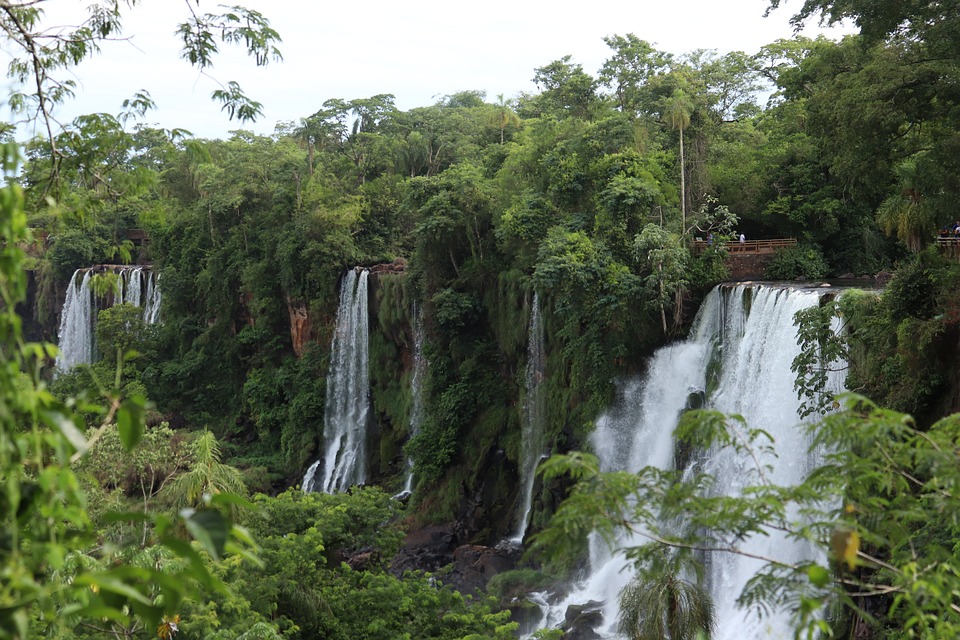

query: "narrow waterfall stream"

left=402, top=304, right=427, bottom=494
left=303, top=268, right=371, bottom=494
left=512, top=291, right=548, bottom=543
left=56, top=267, right=162, bottom=375
left=533, top=283, right=844, bottom=639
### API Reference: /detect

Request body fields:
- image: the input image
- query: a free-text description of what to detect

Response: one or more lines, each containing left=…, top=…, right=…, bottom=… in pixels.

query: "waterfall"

left=703, top=285, right=843, bottom=640
left=532, top=284, right=844, bottom=639
left=142, top=272, right=162, bottom=325
left=511, top=291, right=547, bottom=543
left=123, top=267, right=143, bottom=307
left=55, top=266, right=162, bottom=375
left=55, top=270, right=95, bottom=372
left=303, top=268, right=370, bottom=494
left=402, top=304, right=427, bottom=494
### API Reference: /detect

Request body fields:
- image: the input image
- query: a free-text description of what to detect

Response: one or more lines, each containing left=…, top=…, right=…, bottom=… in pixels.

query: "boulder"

left=450, top=544, right=516, bottom=595
left=390, top=524, right=457, bottom=576
left=561, top=600, right=604, bottom=639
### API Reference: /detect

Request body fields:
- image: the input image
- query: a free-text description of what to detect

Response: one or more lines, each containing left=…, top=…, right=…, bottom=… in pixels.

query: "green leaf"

left=116, top=401, right=143, bottom=450
left=807, top=564, right=830, bottom=588
left=208, top=491, right=257, bottom=512
left=162, top=538, right=218, bottom=590
left=183, top=509, right=229, bottom=559
left=71, top=604, right=130, bottom=625
left=43, top=409, right=87, bottom=453
left=74, top=574, right=153, bottom=607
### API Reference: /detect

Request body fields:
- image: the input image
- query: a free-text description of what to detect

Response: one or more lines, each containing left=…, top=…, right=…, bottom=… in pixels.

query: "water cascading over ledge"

left=302, top=268, right=371, bottom=494
left=55, top=266, right=162, bottom=374
left=511, top=291, right=547, bottom=543
left=531, top=283, right=846, bottom=640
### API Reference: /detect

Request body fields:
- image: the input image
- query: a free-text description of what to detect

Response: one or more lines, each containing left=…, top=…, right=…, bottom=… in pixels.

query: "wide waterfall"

left=533, top=283, right=844, bottom=639
left=303, top=268, right=371, bottom=494
left=511, top=291, right=547, bottom=543
left=56, top=266, right=162, bottom=374
left=402, top=304, right=427, bottom=494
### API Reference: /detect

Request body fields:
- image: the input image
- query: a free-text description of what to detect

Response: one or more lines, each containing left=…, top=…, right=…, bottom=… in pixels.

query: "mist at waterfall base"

left=530, top=284, right=846, bottom=640
left=302, top=268, right=371, bottom=494
left=56, top=267, right=162, bottom=374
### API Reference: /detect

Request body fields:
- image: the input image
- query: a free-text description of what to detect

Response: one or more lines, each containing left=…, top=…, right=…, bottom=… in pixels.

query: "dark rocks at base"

left=873, top=270, right=893, bottom=284
left=451, top=544, right=516, bottom=595
left=509, top=601, right=547, bottom=637
left=345, top=548, right=380, bottom=571
left=389, top=524, right=517, bottom=595
left=390, top=524, right=457, bottom=576
left=562, top=601, right=604, bottom=640
left=390, top=489, right=412, bottom=503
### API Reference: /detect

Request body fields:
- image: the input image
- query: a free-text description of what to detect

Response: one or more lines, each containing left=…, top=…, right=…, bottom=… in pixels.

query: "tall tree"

left=528, top=56, right=602, bottom=120
left=492, top=93, right=520, bottom=144
left=661, top=89, right=694, bottom=232
left=599, top=34, right=673, bottom=115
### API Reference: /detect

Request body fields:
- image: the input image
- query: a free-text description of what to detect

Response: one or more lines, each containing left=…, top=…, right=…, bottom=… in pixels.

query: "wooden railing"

left=692, top=238, right=797, bottom=254
left=936, top=236, right=960, bottom=259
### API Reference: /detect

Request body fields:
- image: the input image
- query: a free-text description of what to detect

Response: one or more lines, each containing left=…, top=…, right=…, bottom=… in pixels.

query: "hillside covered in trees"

left=4, top=0, right=960, bottom=638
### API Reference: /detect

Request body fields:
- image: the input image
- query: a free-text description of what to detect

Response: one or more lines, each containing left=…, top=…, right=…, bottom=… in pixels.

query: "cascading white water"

left=123, top=267, right=143, bottom=307
left=55, top=270, right=95, bottom=373
left=402, top=305, right=427, bottom=494
left=55, top=266, right=162, bottom=375
left=703, top=285, right=843, bottom=640
left=532, top=292, right=720, bottom=637
left=511, top=291, right=548, bottom=543
left=303, top=268, right=371, bottom=494
left=532, top=284, right=843, bottom=639
left=142, top=272, right=162, bottom=325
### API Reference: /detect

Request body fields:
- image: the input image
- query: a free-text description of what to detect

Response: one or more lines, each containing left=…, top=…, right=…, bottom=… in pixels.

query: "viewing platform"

left=936, top=236, right=960, bottom=259
left=692, top=237, right=797, bottom=254
left=692, top=237, right=798, bottom=280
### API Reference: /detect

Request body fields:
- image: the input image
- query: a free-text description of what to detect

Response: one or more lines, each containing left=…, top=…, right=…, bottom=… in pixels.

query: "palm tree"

left=876, top=157, right=934, bottom=252
left=618, top=566, right=716, bottom=640
left=162, top=430, right=246, bottom=515
left=662, top=89, right=694, bottom=234
left=493, top=94, right=520, bottom=144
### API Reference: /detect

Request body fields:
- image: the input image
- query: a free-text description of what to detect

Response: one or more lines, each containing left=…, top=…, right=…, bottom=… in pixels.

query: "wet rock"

left=562, top=601, right=604, bottom=639
left=450, top=544, right=516, bottom=594
left=509, top=601, right=545, bottom=636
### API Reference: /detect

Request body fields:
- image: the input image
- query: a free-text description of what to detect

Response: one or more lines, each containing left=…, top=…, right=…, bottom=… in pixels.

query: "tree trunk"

left=679, top=126, right=686, bottom=235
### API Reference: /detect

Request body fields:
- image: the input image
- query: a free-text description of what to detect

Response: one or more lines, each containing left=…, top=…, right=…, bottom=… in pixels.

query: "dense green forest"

left=3, top=0, right=960, bottom=638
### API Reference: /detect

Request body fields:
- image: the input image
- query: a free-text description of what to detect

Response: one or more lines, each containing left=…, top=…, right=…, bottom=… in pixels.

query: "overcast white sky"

left=6, top=0, right=853, bottom=140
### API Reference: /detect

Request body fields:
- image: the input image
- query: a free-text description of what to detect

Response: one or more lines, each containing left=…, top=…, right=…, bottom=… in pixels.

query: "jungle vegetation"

left=3, top=0, right=960, bottom=637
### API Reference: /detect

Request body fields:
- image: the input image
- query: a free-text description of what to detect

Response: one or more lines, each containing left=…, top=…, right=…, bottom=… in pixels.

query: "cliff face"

left=724, top=253, right=777, bottom=280
left=286, top=297, right=311, bottom=357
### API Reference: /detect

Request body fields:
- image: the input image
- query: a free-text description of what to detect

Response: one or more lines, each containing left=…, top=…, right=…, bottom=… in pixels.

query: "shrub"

left=764, top=243, right=829, bottom=280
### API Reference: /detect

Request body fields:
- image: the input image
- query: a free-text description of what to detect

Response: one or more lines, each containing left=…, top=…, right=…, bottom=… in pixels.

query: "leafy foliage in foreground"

left=531, top=397, right=960, bottom=638
left=177, top=488, right=517, bottom=640
left=0, top=143, right=257, bottom=639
